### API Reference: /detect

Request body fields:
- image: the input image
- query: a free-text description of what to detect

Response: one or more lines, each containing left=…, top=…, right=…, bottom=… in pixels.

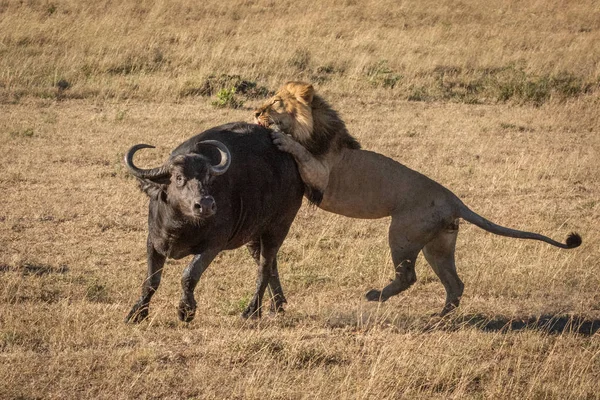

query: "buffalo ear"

left=286, top=82, right=314, bottom=105
left=137, top=178, right=168, bottom=200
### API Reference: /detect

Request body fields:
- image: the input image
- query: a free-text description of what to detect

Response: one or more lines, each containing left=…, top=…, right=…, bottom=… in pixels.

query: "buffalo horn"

left=124, top=144, right=170, bottom=180
left=200, top=140, right=231, bottom=176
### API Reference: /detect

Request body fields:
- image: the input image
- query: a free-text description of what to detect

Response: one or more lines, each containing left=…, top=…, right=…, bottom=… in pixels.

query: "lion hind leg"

left=422, top=224, right=464, bottom=316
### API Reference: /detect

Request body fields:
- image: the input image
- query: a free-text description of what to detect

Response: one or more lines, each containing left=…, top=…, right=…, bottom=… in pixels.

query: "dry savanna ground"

left=1, top=0, right=600, bottom=399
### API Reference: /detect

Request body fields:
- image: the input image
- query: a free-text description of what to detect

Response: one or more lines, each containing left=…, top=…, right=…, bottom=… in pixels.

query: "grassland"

left=1, top=0, right=599, bottom=399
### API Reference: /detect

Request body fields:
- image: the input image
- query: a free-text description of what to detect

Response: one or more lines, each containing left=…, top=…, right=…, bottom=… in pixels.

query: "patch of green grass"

left=115, top=109, right=127, bottom=122
left=211, top=87, right=244, bottom=109
left=223, top=293, right=251, bottom=315
left=364, top=60, right=402, bottom=89
left=10, top=128, right=35, bottom=139
left=181, top=74, right=270, bottom=100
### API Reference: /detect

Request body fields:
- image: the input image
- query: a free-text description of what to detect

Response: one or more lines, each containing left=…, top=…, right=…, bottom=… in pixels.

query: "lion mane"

left=255, top=81, right=361, bottom=157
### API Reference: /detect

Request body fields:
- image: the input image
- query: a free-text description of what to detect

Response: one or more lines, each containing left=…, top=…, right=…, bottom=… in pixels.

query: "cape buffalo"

left=124, top=122, right=306, bottom=323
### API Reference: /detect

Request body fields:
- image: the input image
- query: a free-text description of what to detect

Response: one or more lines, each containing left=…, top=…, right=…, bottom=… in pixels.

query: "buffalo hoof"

left=241, top=306, right=261, bottom=320
left=365, top=289, right=387, bottom=302
left=269, top=302, right=286, bottom=315
left=177, top=301, right=196, bottom=323
left=439, top=302, right=459, bottom=317
left=125, top=304, right=149, bottom=323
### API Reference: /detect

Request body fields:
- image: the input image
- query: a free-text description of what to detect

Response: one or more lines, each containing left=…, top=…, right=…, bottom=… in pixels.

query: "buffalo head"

left=124, top=140, right=231, bottom=219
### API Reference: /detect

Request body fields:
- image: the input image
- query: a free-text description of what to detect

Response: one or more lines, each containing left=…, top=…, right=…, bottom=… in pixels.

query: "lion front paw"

left=270, top=130, right=297, bottom=153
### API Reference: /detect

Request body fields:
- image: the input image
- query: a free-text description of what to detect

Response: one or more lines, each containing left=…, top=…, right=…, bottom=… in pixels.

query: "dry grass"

left=2, top=0, right=599, bottom=103
left=1, top=1, right=599, bottom=399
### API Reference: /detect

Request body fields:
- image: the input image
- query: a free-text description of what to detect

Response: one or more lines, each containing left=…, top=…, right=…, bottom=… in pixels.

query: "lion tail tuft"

left=565, top=232, right=582, bottom=248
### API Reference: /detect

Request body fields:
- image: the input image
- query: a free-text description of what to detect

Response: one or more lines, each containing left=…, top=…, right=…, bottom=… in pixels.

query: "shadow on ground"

left=426, top=314, right=600, bottom=336
left=325, top=312, right=600, bottom=336
left=0, top=262, right=69, bottom=276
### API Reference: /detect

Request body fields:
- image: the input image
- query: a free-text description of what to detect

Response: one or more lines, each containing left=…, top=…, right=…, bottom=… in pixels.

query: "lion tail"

left=457, top=203, right=582, bottom=249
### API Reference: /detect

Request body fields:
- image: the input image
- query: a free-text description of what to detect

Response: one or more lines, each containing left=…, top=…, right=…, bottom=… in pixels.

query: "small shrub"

left=316, top=64, right=336, bottom=74
left=212, top=87, right=244, bottom=109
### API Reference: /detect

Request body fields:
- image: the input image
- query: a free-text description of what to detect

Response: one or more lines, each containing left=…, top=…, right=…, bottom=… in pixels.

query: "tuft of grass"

left=9, top=128, right=35, bottom=139
left=364, top=60, right=402, bottom=89
left=85, top=281, right=111, bottom=303
left=499, top=122, right=534, bottom=133
left=223, top=293, right=252, bottom=315
left=288, top=48, right=311, bottom=71
left=211, top=87, right=244, bottom=109
left=181, top=74, right=270, bottom=100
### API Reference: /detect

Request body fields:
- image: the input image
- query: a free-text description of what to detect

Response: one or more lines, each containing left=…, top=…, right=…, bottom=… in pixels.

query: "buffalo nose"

left=194, top=196, right=216, bottom=216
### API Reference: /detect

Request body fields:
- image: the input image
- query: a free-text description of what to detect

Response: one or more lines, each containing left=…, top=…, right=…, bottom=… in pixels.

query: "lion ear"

left=287, top=82, right=314, bottom=105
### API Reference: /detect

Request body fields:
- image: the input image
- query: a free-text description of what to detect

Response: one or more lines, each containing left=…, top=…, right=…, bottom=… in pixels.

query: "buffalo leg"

left=422, top=225, right=464, bottom=316
left=266, top=259, right=286, bottom=313
left=242, top=238, right=281, bottom=319
left=247, top=241, right=287, bottom=314
left=178, top=249, right=220, bottom=322
left=125, top=238, right=165, bottom=323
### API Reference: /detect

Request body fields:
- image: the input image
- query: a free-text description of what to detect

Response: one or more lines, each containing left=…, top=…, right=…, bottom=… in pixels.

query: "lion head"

left=254, top=81, right=360, bottom=156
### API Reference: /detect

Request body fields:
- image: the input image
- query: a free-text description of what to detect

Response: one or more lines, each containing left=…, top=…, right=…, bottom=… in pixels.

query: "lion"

left=254, top=81, right=582, bottom=315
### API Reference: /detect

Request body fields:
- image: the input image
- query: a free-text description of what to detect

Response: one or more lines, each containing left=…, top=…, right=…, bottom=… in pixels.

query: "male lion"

left=254, top=81, right=582, bottom=315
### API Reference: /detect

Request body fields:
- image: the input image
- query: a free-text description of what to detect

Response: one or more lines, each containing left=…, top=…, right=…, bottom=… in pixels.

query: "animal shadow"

left=325, top=311, right=600, bottom=337
left=427, top=313, right=600, bottom=336
left=0, top=262, right=69, bottom=276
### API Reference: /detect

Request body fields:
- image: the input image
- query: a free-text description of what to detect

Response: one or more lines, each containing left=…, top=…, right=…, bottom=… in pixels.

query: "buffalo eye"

left=175, top=174, right=185, bottom=187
